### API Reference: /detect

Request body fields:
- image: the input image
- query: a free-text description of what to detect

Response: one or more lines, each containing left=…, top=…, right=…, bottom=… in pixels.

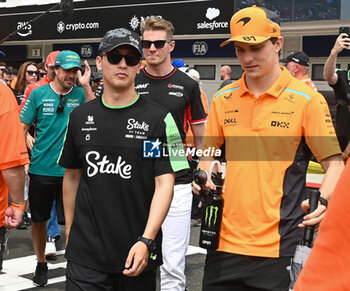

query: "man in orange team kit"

left=280, top=51, right=317, bottom=91
left=193, top=6, right=344, bottom=290
left=0, top=82, right=29, bottom=271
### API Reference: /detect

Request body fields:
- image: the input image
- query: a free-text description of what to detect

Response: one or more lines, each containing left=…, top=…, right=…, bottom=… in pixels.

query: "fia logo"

left=143, top=139, right=162, bottom=158
left=192, top=41, right=208, bottom=56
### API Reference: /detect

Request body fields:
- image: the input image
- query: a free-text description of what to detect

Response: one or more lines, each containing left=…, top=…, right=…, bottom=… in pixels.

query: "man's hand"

left=77, top=60, right=91, bottom=88
left=332, top=34, right=350, bottom=56
left=123, top=241, right=149, bottom=277
left=298, top=199, right=327, bottom=232
left=78, top=60, right=96, bottom=102
left=3, top=206, right=23, bottom=228
left=26, top=133, right=35, bottom=150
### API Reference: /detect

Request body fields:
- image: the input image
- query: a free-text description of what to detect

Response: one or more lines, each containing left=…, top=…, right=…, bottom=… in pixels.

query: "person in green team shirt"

left=58, top=28, right=188, bottom=291
left=20, top=50, right=91, bottom=287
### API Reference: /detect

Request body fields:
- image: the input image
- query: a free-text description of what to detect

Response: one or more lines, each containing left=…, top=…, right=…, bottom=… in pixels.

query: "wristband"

left=319, top=196, right=328, bottom=208
left=11, top=202, right=25, bottom=211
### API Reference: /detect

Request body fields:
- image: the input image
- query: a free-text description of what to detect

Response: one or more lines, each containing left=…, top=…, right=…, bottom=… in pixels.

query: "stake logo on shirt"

left=85, top=151, right=132, bottom=179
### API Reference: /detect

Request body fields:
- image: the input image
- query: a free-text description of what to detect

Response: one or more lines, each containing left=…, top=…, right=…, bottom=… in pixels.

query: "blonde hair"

left=141, top=16, right=174, bottom=39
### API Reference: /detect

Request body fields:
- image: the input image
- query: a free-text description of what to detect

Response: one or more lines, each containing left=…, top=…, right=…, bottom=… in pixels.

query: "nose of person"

left=118, top=56, right=128, bottom=68
left=149, top=43, right=158, bottom=51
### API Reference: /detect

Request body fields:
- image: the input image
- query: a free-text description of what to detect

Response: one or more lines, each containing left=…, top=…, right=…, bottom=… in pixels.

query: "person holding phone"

left=323, top=27, right=350, bottom=160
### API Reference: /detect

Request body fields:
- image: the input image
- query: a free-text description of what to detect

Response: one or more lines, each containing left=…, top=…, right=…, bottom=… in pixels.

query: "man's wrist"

left=10, top=202, right=25, bottom=211
left=138, top=236, right=156, bottom=252
left=319, top=196, right=328, bottom=208
left=342, top=152, right=349, bottom=161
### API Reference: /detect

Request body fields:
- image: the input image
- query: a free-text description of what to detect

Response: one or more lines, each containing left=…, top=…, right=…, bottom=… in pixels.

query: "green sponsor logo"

left=150, top=252, right=157, bottom=260
left=205, top=205, right=218, bottom=227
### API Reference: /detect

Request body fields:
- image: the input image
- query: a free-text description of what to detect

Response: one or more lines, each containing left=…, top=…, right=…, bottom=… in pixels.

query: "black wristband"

left=137, top=236, right=156, bottom=252
left=319, top=196, right=328, bottom=208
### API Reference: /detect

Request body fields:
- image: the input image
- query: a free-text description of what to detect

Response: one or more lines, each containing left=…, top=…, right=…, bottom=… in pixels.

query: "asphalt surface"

left=1, top=224, right=206, bottom=291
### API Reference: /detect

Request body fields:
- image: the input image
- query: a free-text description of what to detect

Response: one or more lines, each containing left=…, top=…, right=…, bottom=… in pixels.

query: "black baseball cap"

left=98, top=28, right=143, bottom=57
left=280, top=51, right=310, bottom=67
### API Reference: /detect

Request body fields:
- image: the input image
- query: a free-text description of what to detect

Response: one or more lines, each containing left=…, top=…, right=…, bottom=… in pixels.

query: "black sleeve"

left=58, top=113, right=82, bottom=169
left=330, top=70, right=349, bottom=105
left=189, top=82, right=207, bottom=122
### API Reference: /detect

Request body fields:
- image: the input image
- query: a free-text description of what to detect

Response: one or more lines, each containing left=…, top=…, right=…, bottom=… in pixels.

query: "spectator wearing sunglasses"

left=136, top=16, right=207, bottom=291
left=37, top=62, right=47, bottom=80
left=20, top=50, right=88, bottom=287
left=58, top=28, right=187, bottom=291
left=14, top=62, right=39, bottom=105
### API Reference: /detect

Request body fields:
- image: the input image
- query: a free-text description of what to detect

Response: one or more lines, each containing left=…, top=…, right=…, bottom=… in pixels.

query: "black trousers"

left=202, top=251, right=291, bottom=291
left=66, top=261, right=157, bottom=291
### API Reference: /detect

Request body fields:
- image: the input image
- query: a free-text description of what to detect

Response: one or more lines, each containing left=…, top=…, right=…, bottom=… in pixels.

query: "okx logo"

left=205, top=205, right=219, bottom=227
left=143, top=139, right=162, bottom=158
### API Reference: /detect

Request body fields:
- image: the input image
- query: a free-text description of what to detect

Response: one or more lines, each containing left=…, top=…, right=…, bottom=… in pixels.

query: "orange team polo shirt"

left=294, top=161, right=350, bottom=291
left=204, top=67, right=340, bottom=258
left=300, top=74, right=317, bottom=91
left=0, top=82, right=29, bottom=227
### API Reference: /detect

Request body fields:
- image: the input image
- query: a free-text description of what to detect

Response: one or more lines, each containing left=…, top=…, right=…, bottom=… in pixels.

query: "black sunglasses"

left=141, top=40, right=172, bottom=49
left=39, top=72, right=47, bottom=78
left=104, top=52, right=141, bottom=66
left=57, top=94, right=66, bottom=113
left=26, top=70, right=40, bottom=76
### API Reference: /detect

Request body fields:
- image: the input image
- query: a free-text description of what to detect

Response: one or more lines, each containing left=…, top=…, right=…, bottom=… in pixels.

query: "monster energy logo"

left=205, top=205, right=219, bottom=227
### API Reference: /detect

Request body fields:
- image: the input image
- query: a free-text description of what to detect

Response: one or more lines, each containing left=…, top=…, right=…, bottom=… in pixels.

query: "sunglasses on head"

left=57, top=94, right=66, bottom=113
left=141, top=40, right=172, bottom=49
left=27, top=70, right=40, bottom=76
left=104, top=51, right=141, bottom=66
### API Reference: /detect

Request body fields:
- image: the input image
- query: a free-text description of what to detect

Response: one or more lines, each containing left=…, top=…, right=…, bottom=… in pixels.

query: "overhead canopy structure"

left=0, top=0, right=235, bottom=42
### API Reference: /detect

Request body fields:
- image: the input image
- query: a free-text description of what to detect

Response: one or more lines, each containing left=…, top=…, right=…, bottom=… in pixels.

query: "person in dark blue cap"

left=59, top=28, right=188, bottom=291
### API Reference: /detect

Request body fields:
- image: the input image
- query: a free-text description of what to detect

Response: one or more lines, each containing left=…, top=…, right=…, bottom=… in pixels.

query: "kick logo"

left=205, top=205, right=218, bottom=227
left=143, top=139, right=162, bottom=158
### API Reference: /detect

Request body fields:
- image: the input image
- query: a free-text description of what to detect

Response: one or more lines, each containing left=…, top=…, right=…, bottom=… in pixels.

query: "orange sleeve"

left=0, top=84, right=29, bottom=170
left=294, top=162, right=350, bottom=291
left=201, top=91, right=209, bottom=115
left=204, top=97, right=224, bottom=150
left=303, top=93, right=341, bottom=161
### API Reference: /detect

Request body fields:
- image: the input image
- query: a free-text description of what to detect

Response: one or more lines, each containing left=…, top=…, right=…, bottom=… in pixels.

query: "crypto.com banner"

left=0, top=0, right=235, bottom=42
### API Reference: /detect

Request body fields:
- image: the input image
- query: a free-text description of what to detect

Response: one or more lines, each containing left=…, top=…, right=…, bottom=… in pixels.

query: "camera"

left=339, top=26, right=350, bottom=36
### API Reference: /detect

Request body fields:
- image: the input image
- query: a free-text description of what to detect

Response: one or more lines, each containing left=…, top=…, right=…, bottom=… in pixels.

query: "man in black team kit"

left=59, top=28, right=188, bottom=290
left=136, top=17, right=207, bottom=291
